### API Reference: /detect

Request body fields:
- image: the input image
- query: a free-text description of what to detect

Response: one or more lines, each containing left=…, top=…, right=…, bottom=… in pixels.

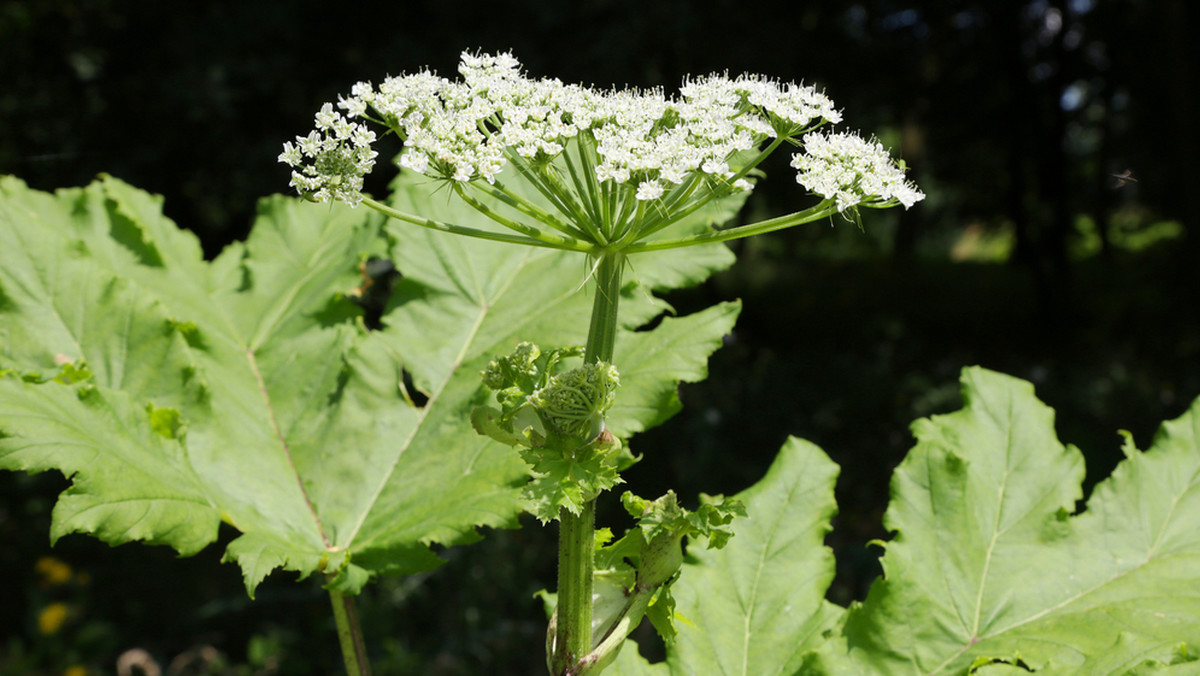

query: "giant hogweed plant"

left=0, top=52, right=1197, bottom=675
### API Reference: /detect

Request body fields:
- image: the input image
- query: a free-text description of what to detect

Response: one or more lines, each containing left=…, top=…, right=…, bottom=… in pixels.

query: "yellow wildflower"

left=34, top=556, right=73, bottom=587
left=38, top=602, right=70, bottom=635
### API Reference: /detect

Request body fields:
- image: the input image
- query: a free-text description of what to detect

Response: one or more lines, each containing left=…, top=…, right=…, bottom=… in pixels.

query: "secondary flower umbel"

left=279, top=103, right=377, bottom=207
left=791, top=131, right=924, bottom=212
left=281, top=51, right=923, bottom=252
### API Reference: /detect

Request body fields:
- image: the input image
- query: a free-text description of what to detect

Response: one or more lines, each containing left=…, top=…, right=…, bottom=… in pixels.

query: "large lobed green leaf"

left=613, top=367, right=1200, bottom=675
left=0, top=172, right=741, bottom=596
left=605, top=436, right=843, bottom=676
left=818, top=367, right=1200, bottom=674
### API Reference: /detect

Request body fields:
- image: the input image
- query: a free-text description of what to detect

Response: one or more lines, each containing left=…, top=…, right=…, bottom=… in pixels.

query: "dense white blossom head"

left=279, top=103, right=377, bottom=207
left=281, top=49, right=923, bottom=235
left=282, top=51, right=855, bottom=205
left=790, top=131, right=924, bottom=212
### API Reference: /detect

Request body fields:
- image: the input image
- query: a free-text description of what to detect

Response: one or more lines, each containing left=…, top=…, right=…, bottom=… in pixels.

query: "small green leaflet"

left=0, top=173, right=741, bottom=596
left=610, top=367, right=1200, bottom=675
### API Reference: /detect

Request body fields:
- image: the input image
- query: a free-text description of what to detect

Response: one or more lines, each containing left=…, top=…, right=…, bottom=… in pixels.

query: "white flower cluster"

left=279, top=103, right=378, bottom=207
left=281, top=52, right=923, bottom=214
left=790, top=131, right=925, bottom=212
left=283, top=52, right=865, bottom=205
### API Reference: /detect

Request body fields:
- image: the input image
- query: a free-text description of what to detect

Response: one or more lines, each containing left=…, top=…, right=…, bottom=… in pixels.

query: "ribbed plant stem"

left=553, top=251, right=624, bottom=674
left=329, top=588, right=371, bottom=676
left=555, top=500, right=595, bottom=673
left=583, top=252, right=623, bottom=365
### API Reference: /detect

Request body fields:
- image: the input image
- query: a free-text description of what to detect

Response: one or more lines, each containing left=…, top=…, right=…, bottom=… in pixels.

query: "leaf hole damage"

left=350, top=257, right=401, bottom=330
left=401, top=368, right=428, bottom=408
left=968, top=655, right=1033, bottom=673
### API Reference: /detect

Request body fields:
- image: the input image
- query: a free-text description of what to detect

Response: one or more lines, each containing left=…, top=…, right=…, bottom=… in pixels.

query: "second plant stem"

left=554, top=251, right=624, bottom=674
left=329, top=587, right=371, bottom=676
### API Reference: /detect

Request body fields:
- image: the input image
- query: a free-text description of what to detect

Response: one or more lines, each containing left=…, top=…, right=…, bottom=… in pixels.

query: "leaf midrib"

left=925, top=412, right=1200, bottom=675
left=339, top=245, right=540, bottom=546
left=927, top=393, right=1018, bottom=676
left=208, top=216, right=375, bottom=552
left=244, top=345, right=330, bottom=548
left=734, top=464, right=813, bottom=676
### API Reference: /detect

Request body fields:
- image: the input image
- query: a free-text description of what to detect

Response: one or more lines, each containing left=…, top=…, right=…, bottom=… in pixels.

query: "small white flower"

left=338, top=93, right=368, bottom=118
left=398, top=149, right=429, bottom=174
left=314, top=103, right=339, bottom=130
left=635, top=179, right=664, bottom=201
left=351, top=126, right=376, bottom=148
left=278, top=141, right=301, bottom=166
left=296, top=131, right=322, bottom=155
left=700, top=158, right=728, bottom=175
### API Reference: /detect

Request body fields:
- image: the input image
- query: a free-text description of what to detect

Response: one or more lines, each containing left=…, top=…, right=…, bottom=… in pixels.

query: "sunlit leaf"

left=813, top=367, right=1200, bottom=674
left=0, top=172, right=741, bottom=596
left=610, top=436, right=843, bottom=676
left=615, top=368, right=1200, bottom=675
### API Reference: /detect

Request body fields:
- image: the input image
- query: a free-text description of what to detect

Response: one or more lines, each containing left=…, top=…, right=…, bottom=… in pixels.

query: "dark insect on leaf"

left=352, top=257, right=400, bottom=329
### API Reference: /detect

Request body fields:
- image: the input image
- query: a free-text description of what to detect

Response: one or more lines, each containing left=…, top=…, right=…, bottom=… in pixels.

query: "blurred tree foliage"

left=2, top=0, right=1196, bottom=257
left=2, top=1, right=1198, bottom=674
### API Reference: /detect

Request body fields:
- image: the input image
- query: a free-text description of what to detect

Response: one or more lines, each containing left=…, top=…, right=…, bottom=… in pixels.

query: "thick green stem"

left=583, top=252, right=624, bottom=365
left=554, top=500, right=596, bottom=674
left=553, top=251, right=624, bottom=675
left=329, top=587, right=371, bottom=676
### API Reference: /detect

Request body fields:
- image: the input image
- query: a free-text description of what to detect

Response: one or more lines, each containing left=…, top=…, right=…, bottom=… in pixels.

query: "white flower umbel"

left=279, top=103, right=378, bottom=207
left=282, top=50, right=923, bottom=252
left=790, top=130, right=924, bottom=212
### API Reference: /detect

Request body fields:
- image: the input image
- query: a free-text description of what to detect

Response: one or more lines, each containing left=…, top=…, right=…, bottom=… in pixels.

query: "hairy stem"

left=329, top=587, right=371, bottom=676
left=553, top=251, right=624, bottom=675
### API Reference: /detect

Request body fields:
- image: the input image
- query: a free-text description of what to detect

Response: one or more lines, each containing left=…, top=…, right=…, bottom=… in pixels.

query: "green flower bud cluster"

left=474, top=342, right=630, bottom=523
left=477, top=341, right=621, bottom=445
left=529, top=362, right=619, bottom=440
left=480, top=341, right=555, bottom=412
left=481, top=341, right=536, bottom=387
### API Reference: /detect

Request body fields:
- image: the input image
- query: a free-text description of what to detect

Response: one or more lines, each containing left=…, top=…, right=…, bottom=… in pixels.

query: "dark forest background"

left=2, top=1, right=1198, bottom=674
